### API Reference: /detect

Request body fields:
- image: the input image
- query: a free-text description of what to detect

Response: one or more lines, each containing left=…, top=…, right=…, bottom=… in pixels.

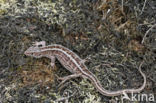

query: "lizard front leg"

left=80, top=56, right=91, bottom=64
left=50, top=56, right=56, bottom=69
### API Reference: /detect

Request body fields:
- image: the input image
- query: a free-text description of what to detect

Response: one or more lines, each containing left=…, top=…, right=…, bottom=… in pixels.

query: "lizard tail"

left=86, top=61, right=146, bottom=96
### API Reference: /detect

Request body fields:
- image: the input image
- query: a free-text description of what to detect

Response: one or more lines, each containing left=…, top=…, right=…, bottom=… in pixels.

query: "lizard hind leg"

left=57, top=73, right=82, bottom=87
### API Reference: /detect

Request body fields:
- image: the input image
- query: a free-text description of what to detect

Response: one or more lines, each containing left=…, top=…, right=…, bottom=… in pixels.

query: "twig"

left=141, top=24, right=156, bottom=44
left=122, top=0, right=124, bottom=13
left=55, top=91, right=76, bottom=102
left=140, top=0, right=147, bottom=15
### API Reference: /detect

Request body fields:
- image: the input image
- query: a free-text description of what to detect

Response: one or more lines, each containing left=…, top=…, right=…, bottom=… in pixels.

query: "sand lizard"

left=24, top=41, right=146, bottom=96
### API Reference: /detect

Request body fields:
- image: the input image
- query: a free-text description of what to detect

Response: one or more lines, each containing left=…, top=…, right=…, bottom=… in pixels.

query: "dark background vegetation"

left=0, top=0, right=155, bottom=102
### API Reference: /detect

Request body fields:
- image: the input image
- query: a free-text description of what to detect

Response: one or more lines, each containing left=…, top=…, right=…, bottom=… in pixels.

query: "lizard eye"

left=38, top=44, right=42, bottom=47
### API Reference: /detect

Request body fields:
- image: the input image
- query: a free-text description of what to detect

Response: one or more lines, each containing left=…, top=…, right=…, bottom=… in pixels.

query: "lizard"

left=24, top=41, right=146, bottom=96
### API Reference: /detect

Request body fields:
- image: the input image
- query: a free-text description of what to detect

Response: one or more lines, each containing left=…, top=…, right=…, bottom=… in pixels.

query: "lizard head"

left=24, top=46, right=43, bottom=58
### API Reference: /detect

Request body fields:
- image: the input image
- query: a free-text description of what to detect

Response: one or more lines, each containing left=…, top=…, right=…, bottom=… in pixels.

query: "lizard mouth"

left=24, top=51, right=27, bottom=55
left=24, top=50, right=31, bottom=56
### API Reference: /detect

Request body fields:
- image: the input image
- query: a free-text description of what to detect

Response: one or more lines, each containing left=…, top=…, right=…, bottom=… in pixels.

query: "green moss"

left=0, top=0, right=6, bottom=3
left=0, top=9, right=6, bottom=15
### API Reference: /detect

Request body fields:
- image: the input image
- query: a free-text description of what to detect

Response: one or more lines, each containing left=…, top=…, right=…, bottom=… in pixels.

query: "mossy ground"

left=0, top=0, right=155, bottom=103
